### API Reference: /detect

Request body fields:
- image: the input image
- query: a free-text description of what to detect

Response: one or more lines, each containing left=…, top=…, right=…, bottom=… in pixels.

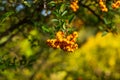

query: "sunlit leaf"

left=42, top=26, right=49, bottom=32
left=59, top=4, right=66, bottom=13
left=102, top=31, right=108, bottom=36
left=51, top=19, right=59, bottom=22
left=61, top=10, right=68, bottom=16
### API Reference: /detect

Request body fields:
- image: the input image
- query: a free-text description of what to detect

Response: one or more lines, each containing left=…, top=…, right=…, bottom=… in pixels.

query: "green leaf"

left=103, top=18, right=111, bottom=25
left=62, top=10, right=68, bottom=16
left=63, top=23, right=66, bottom=30
left=42, top=26, right=49, bottom=33
left=112, top=26, right=116, bottom=29
left=51, top=19, right=59, bottom=22
left=99, top=26, right=104, bottom=30
left=24, top=1, right=31, bottom=7
left=103, top=18, right=108, bottom=24
left=48, top=1, right=56, bottom=7
left=102, top=31, right=108, bottom=36
left=0, top=11, right=14, bottom=24
left=59, top=4, right=66, bottom=13
left=52, top=11, right=59, bottom=17
left=68, top=15, right=75, bottom=23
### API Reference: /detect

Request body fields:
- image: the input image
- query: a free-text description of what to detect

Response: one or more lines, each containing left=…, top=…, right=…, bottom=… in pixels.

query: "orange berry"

left=102, top=8, right=108, bottom=12
left=99, top=1, right=104, bottom=5
left=116, top=1, right=120, bottom=6
left=112, top=1, right=120, bottom=9
left=76, top=5, right=79, bottom=9
left=70, top=1, right=79, bottom=12
left=73, top=31, right=78, bottom=37
left=47, top=31, right=78, bottom=52
left=99, top=0, right=108, bottom=12
left=72, top=2, right=77, bottom=7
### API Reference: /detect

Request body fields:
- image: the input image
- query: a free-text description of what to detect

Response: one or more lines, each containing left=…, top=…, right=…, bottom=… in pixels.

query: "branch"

left=0, top=17, right=33, bottom=38
left=0, top=18, right=32, bottom=47
left=79, top=2, right=104, bottom=23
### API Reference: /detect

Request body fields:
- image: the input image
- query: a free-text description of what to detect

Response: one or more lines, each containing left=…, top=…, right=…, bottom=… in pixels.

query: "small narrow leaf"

left=102, top=31, right=108, bottom=36
left=24, top=1, right=31, bottom=7
left=48, top=1, right=56, bottom=7
left=103, top=18, right=111, bottom=25
left=103, top=18, right=108, bottom=24
left=42, top=26, right=49, bottom=32
left=51, top=19, right=59, bottom=22
left=68, top=15, right=75, bottom=23
left=99, top=26, right=104, bottom=30
left=62, top=10, right=68, bottom=16
left=63, top=23, right=66, bottom=30
left=60, top=4, right=66, bottom=13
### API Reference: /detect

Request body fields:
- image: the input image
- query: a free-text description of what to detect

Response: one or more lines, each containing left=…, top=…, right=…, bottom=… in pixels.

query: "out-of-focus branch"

left=79, top=2, right=104, bottom=23
left=0, top=18, right=28, bottom=38
left=0, top=18, right=32, bottom=47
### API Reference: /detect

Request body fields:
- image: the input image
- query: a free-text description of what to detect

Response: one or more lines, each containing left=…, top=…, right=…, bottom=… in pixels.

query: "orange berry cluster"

left=99, top=0, right=108, bottom=12
left=112, top=1, right=120, bottom=9
left=70, top=0, right=79, bottom=12
left=47, top=31, right=78, bottom=52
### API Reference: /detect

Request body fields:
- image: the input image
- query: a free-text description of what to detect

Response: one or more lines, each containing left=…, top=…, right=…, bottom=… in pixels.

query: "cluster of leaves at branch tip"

left=47, top=31, right=78, bottom=52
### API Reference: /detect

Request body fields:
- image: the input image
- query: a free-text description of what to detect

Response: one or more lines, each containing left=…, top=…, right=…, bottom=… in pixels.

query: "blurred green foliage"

left=0, top=31, right=120, bottom=80
left=0, top=0, right=120, bottom=80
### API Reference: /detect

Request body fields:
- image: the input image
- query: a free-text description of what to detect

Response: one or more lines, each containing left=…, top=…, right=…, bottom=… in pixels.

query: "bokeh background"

left=0, top=0, right=120, bottom=80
